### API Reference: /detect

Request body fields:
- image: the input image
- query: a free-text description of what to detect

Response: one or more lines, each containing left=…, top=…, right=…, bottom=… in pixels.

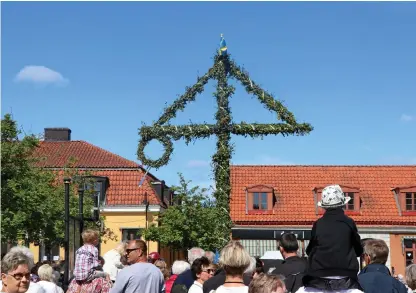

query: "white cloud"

left=187, top=160, right=210, bottom=168
left=400, top=114, right=414, bottom=122
left=15, top=65, right=69, bottom=86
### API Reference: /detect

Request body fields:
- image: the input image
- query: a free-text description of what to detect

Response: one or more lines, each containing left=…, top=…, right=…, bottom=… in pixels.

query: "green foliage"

left=137, top=52, right=313, bottom=244
left=143, top=174, right=227, bottom=251
left=1, top=114, right=117, bottom=246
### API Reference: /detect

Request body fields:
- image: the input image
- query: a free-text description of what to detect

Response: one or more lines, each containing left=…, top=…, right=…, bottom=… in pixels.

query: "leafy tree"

left=1, top=113, right=61, bottom=244
left=1, top=114, right=116, bottom=247
left=143, top=174, right=228, bottom=252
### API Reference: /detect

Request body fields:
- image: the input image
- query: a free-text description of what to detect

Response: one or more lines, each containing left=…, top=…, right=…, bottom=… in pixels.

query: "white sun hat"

left=318, top=184, right=351, bottom=209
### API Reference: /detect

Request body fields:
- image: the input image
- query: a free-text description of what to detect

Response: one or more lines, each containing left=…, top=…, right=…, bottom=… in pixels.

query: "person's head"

left=191, top=257, right=213, bottom=283
left=31, top=262, right=42, bottom=276
left=204, top=251, right=215, bottom=263
left=279, top=233, right=299, bottom=258
left=37, top=264, right=54, bottom=282
left=148, top=252, right=161, bottom=264
left=406, top=264, right=416, bottom=290
left=244, top=256, right=257, bottom=276
left=154, top=260, right=170, bottom=281
left=249, top=273, right=286, bottom=293
left=318, top=184, right=351, bottom=210
left=115, top=242, right=127, bottom=255
left=125, top=240, right=147, bottom=264
left=253, top=258, right=264, bottom=279
left=81, top=229, right=99, bottom=246
left=363, top=239, right=389, bottom=265
left=219, top=241, right=251, bottom=277
left=1, top=250, right=33, bottom=293
left=188, top=247, right=205, bottom=264
left=171, top=260, right=191, bottom=275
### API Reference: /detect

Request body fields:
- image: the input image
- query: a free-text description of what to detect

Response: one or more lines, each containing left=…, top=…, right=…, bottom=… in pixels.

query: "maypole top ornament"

left=219, top=34, right=227, bottom=56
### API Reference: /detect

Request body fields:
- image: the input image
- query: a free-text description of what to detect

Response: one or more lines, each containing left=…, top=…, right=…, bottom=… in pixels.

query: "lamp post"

left=78, top=186, right=84, bottom=246
left=63, top=177, right=71, bottom=290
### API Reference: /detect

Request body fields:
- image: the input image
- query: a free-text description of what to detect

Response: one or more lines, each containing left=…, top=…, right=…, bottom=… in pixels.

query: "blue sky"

left=2, top=2, right=416, bottom=189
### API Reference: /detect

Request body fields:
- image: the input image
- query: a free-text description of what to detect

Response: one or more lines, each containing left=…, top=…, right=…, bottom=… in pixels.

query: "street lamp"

left=63, top=177, right=71, bottom=290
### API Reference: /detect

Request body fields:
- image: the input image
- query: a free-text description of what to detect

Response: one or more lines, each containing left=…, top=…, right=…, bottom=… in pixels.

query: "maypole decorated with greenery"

left=137, top=35, right=313, bottom=248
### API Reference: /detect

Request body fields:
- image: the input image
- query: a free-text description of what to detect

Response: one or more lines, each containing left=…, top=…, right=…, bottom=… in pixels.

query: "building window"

left=345, top=192, right=356, bottom=211
left=314, top=186, right=361, bottom=215
left=122, top=229, right=142, bottom=241
left=404, top=239, right=416, bottom=266
left=406, top=193, right=416, bottom=211
left=394, top=186, right=416, bottom=215
left=253, top=192, right=268, bottom=210
left=84, top=177, right=109, bottom=206
left=246, top=185, right=275, bottom=214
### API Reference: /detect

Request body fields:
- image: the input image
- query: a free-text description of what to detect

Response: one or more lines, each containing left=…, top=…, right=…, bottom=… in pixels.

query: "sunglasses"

left=5, top=273, right=31, bottom=281
left=202, top=269, right=215, bottom=274
left=125, top=248, right=140, bottom=255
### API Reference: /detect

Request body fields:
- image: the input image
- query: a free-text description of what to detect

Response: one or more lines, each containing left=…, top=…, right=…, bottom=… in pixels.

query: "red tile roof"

left=33, top=141, right=165, bottom=206
left=34, top=141, right=139, bottom=168
left=230, top=165, right=416, bottom=226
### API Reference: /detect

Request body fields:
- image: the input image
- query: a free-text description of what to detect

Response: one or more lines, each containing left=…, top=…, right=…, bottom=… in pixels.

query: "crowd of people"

left=1, top=185, right=416, bottom=293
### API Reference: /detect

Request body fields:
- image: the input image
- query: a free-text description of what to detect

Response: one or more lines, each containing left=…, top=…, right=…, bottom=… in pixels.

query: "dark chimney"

left=44, top=128, right=71, bottom=141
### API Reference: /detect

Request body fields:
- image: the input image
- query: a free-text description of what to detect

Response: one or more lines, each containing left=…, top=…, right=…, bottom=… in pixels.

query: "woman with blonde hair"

left=249, top=273, right=286, bottom=293
left=214, top=241, right=251, bottom=293
left=36, top=264, right=63, bottom=293
left=154, top=259, right=170, bottom=281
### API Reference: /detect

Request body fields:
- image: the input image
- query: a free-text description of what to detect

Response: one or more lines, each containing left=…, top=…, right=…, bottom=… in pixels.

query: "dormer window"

left=392, top=185, right=416, bottom=215
left=406, top=192, right=416, bottom=211
left=313, top=185, right=361, bottom=215
left=246, top=185, right=275, bottom=214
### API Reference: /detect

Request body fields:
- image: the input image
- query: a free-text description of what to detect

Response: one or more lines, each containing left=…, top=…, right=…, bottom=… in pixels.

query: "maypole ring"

left=138, top=137, right=173, bottom=169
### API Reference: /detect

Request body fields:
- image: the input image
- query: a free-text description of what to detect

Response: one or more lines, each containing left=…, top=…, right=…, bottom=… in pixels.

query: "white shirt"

left=103, top=249, right=124, bottom=281
left=213, top=285, right=248, bottom=293
left=294, top=287, right=363, bottom=293
left=188, top=281, right=203, bottom=293
left=37, top=281, right=64, bottom=293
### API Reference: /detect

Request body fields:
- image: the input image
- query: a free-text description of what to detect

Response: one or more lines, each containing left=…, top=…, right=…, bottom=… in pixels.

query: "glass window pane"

left=404, top=239, right=414, bottom=248
left=261, top=193, right=268, bottom=210
left=407, top=204, right=414, bottom=211
left=406, top=251, right=414, bottom=266
left=253, top=193, right=259, bottom=209
left=122, top=229, right=142, bottom=241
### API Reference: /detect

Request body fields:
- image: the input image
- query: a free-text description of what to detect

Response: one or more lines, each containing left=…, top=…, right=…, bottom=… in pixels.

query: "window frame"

left=404, top=239, right=416, bottom=267
left=397, top=186, right=416, bottom=215
left=246, top=185, right=275, bottom=215
left=84, top=176, right=109, bottom=207
left=121, top=228, right=143, bottom=241
left=313, top=185, right=361, bottom=215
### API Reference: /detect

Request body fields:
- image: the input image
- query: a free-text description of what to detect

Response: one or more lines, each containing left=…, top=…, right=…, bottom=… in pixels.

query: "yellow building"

left=29, top=127, right=171, bottom=264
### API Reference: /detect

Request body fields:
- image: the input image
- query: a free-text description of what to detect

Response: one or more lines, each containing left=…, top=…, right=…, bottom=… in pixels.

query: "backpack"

left=171, top=284, right=188, bottom=293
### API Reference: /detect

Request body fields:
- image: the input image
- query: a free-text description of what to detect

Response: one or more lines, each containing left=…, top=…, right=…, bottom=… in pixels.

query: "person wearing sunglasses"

left=1, top=250, right=32, bottom=293
left=110, top=240, right=165, bottom=293
left=188, top=257, right=213, bottom=293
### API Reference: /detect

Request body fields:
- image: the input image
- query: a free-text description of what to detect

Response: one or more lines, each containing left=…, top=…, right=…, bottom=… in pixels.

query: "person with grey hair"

left=172, top=247, right=205, bottom=291
left=36, top=265, right=63, bottom=293
left=204, top=252, right=215, bottom=264
left=166, top=261, right=190, bottom=293
left=0, top=246, right=46, bottom=293
left=358, top=239, right=407, bottom=293
left=1, top=249, right=32, bottom=293
left=406, top=264, right=416, bottom=292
